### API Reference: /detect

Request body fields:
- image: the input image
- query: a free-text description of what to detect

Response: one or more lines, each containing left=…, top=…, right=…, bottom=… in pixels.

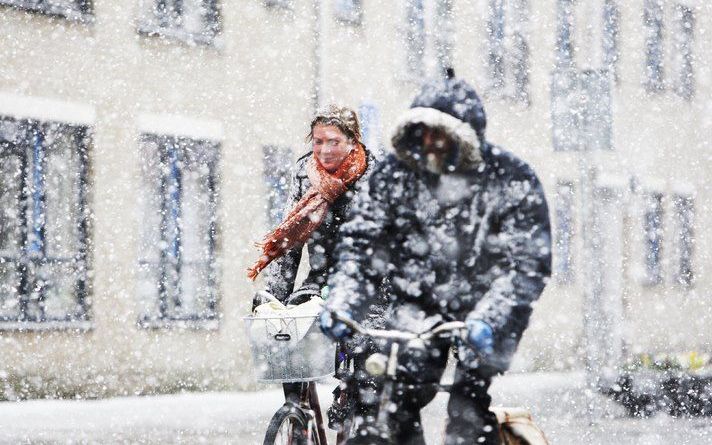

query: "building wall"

left=0, top=0, right=709, bottom=398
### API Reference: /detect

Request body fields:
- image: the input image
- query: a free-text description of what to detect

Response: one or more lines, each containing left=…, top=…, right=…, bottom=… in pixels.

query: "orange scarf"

left=247, top=145, right=368, bottom=280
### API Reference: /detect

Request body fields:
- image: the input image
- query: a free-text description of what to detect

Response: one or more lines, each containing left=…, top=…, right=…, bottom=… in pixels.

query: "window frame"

left=0, top=0, right=93, bottom=22
left=554, top=181, right=575, bottom=285
left=485, top=0, right=531, bottom=105
left=672, top=194, right=694, bottom=288
left=642, top=192, right=664, bottom=286
left=602, top=0, right=620, bottom=83
left=262, top=145, right=293, bottom=228
left=137, top=133, right=220, bottom=329
left=0, top=117, right=91, bottom=329
left=671, top=3, right=695, bottom=100
left=264, top=0, right=293, bottom=10
left=643, top=0, right=666, bottom=92
left=358, top=102, right=383, bottom=159
left=333, top=0, right=363, bottom=26
left=137, top=0, right=221, bottom=47
left=401, top=0, right=454, bottom=83
left=404, top=0, right=426, bottom=81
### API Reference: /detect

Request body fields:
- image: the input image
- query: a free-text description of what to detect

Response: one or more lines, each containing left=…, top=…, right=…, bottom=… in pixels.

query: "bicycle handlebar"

left=332, top=312, right=466, bottom=342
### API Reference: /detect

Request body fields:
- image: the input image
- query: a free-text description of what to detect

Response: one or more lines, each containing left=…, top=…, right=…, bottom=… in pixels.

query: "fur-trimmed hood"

left=391, top=75, right=487, bottom=172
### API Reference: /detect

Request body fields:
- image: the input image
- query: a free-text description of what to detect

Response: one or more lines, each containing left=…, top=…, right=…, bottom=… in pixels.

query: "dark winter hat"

left=391, top=70, right=486, bottom=170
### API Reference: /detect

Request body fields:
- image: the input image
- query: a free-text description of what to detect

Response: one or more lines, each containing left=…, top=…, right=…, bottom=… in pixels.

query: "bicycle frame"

left=332, top=314, right=467, bottom=443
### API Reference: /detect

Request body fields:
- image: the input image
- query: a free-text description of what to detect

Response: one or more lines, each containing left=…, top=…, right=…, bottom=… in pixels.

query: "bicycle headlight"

left=364, top=353, right=388, bottom=376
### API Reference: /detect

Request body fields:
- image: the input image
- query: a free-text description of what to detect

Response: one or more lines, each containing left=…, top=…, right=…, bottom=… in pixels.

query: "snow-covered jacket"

left=264, top=150, right=379, bottom=303
left=326, top=76, right=552, bottom=373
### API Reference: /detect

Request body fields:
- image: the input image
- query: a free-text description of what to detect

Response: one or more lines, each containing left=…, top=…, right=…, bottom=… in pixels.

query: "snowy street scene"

left=1, top=0, right=711, bottom=444
left=3, top=372, right=712, bottom=444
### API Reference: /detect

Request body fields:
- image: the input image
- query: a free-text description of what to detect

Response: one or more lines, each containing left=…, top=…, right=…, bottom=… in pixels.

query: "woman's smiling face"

left=312, top=124, right=354, bottom=173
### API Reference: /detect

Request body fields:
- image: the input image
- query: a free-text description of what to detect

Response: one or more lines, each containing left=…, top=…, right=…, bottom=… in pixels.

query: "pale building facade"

left=0, top=0, right=709, bottom=398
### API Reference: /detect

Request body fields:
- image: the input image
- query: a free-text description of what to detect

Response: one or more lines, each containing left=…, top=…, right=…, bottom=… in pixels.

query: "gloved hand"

left=465, top=319, right=494, bottom=355
left=319, top=310, right=353, bottom=341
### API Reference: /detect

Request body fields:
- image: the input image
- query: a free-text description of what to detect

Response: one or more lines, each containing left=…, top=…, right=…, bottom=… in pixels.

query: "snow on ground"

left=0, top=372, right=709, bottom=444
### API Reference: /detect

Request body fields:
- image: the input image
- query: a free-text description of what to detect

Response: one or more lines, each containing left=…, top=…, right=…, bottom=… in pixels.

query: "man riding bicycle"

left=320, top=71, right=552, bottom=445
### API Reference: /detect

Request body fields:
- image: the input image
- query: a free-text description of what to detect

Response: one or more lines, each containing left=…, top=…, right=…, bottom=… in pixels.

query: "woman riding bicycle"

left=248, top=104, right=384, bottom=432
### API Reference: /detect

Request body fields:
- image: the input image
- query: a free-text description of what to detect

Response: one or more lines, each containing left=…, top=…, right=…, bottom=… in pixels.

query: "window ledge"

left=138, top=317, right=219, bottom=331
left=334, top=12, right=362, bottom=27
left=0, top=1, right=94, bottom=24
left=264, top=0, right=294, bottom=11
left=136, top=22, right=221, bottom=49
left=0, top=320, right=92, bottom=332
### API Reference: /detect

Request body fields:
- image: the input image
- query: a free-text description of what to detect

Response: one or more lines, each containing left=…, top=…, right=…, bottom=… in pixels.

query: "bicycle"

left=328, top=313, right=550, bottom=445
left=244, top=294, right=350, bottom=445
left=263, top=380, right=328, bottom=445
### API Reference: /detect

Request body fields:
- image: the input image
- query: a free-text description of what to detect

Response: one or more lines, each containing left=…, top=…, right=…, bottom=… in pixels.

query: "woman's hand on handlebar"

left=319, top=310, right=354, bottom=340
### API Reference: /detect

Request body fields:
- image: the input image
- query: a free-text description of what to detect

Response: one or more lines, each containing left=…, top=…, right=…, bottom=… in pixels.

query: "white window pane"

left=672, top=195, right=694, bottom=287
left=137, top=261, right=161, bottom=317
left=0, top=154, right=23, bottom=256
left=179, top=262, right=211, bottom=316
left=44, top=126, right=80, bottom=259
left=554, top=182, right=575, bottom=284
left=643, top=193, right=664, bottom=285
left=181, top=170, right=210, bottom=262
left=40, top=262, right=78, bottom=319
left=0, top=262, right=20, bottom=319
left=138, top=137, right=164, bottom=263
left=181, top=0, right=207, bottom=35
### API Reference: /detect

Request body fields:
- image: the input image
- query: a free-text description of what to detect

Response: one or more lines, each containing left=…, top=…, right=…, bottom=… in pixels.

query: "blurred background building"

left=0, top=0, right=709, bottom=399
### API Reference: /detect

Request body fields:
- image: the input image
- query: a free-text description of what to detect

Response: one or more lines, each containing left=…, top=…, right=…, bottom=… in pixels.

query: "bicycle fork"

left=376, top=342, right=400, bottom=426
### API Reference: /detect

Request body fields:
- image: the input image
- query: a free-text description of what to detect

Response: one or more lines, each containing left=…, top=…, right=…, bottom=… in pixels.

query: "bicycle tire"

left=264, top=403, right=318, bottom=445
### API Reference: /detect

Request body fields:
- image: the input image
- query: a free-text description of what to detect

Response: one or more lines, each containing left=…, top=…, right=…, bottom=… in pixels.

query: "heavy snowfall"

left=0, top=0, right=710, bottom=444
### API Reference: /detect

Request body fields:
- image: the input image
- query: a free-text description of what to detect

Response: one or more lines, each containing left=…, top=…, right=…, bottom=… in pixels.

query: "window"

left=550, top=67, right=578, bottom=152
left=487, top=0, right=530, bottom=104
left=137, top=134, right=219, bottom=326
left=672, top=194, right=694, bottom=288
left=403, top=0, right=453, bottom=81
left=0, top=0, right=92, bottom=21
left=554, top=0, right=574, bottom=68
left=643, top=192, right=664, bottom=286
left=405, top=0, right=426, bottom=80
left=433, top=0, right=454, bottom=78
left=138, top=0, right=220, bottom=46
left=0, top=117, right=90, bottom=325
left=358, top=102, right=383, bottom=159
left=264, top=0, right=293, bottom=9
left=551, top=69, right=612, bottom=152
left=334, top=0, right=362, bottom=25
left=642, top=2, right=696, bottom=97
left=570, top=0, right=619, bottom=79
left=602, top=0, right=620, bottom=81
left=554, top=181, right=575, bottom=284
left=643, top=0, right=665, bottom=92
left=262, top=145, right=292, bottom=227
left=671, top=4, right=694, bottom=100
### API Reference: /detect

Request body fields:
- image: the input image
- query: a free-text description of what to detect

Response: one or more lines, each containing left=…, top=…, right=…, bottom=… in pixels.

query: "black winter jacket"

left=264, top=150, right=378, bottom=303
left=326, top=77, right=551, bottom=373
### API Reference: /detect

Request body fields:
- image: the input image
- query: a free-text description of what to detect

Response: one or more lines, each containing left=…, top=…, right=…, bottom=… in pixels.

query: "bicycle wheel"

left=264, top=403, right=318, bottom=445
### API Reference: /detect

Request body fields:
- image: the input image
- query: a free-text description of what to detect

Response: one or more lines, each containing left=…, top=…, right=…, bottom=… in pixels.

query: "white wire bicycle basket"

left=243, top=314, right=335, bottom=383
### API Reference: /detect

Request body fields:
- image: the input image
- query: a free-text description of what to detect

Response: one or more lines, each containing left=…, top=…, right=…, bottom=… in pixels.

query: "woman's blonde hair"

left=307, top=104, right=364, bottom=147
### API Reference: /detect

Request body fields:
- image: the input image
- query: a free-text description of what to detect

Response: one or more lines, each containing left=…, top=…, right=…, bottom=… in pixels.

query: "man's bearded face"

left=421, top=127, right=457, bottom=174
